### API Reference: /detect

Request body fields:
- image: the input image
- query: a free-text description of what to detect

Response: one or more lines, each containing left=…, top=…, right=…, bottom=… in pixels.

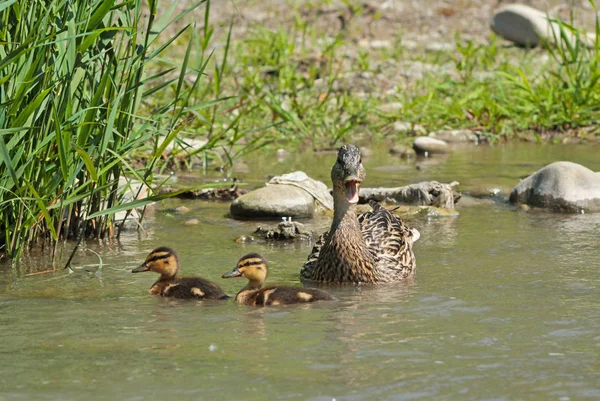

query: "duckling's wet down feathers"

left=133, top=246, right=229, bottom=300
left=222, top=253, right=334, bottom=306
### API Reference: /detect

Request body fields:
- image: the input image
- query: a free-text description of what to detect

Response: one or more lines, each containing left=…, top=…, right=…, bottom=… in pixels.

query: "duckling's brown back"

left=252, top=286, right=334, bottom=306
left=163, top=277, right=229, bottom=300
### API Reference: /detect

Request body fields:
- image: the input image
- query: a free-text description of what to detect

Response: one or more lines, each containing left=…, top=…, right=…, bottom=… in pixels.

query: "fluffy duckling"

left=132, top=246, right=229, bottom=300
left=222, top=253, right=334, bottom=306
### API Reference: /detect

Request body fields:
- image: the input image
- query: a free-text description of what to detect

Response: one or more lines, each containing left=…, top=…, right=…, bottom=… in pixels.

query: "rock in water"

left=230, top=185, right=315, bottom=219
left=509, top=161, right=600, bottom=212
left=413, top=137, right=451, bottom=155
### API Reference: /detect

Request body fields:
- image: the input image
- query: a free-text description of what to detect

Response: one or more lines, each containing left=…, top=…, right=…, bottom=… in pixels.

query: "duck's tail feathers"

left=410, top=228, right=420, bottom=243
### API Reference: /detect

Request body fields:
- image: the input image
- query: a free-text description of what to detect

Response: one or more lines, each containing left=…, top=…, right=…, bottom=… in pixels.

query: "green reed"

left=0, top=0, right=220, bottom=260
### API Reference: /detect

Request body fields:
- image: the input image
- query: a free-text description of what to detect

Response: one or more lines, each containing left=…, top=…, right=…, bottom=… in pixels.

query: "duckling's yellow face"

left=132, top=247, right=179, bottom=278
left=331, top=144, right=365, bottom=204
left=222, top=253, right=268, bottom=285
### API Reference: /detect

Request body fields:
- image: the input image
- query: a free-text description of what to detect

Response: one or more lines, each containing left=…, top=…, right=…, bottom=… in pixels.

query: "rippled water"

left=1, top=143, right=599, bottom=401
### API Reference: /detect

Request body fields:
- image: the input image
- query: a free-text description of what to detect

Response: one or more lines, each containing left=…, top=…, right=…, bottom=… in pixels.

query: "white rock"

left=491, top=4, right=595, bottom=48
left=509, top=161, right=600, bottom=212
left=230, top=185, right=315, bottom=219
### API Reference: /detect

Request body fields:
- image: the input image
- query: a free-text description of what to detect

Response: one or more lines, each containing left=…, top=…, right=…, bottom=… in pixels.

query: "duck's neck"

left=238, top=279, right=263, bottom=293
left=331, top=189, right=359, bottom=232
left=158, top=268, right=179, bottom=282
left=321, top=188, right=376, bottom=282
left=235, top=279, right=264, bottom=302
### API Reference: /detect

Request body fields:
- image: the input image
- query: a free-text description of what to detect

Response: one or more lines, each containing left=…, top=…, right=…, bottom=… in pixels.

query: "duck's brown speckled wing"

left=358, top=201, right=418, bottom=279
left=162, top=277, right=229, bottom=300
left=301, top=201, right=419, bottom=282
left=300, top=231, right=327, bottom=279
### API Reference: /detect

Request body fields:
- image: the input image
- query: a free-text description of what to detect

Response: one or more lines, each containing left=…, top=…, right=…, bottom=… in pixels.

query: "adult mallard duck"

left=300, top=144, right=419, bottom=283
left=132, top=246, right=229, bottom=300
left=222, top=253, right=334, bottom=306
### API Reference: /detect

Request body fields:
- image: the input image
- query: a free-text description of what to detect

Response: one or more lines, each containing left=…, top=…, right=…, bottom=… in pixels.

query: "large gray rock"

left=509, top=162, right=600, bottom=212
left=230, top=184, right=315, bottom=219
left=413, top=137, right=451, bottom=155
left=429, top=129, right=478, bottom=144
left=491, top=4, right=595, bottom=48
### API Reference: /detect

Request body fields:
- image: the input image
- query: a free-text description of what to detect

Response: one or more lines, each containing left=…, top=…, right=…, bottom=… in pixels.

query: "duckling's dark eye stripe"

left=146, top=252, right=171, bottom=263
left=238, top=259, right=265, bottom=268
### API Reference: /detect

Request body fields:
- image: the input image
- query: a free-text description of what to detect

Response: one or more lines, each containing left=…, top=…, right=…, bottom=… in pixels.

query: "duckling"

left=222, top=253, right=335, bottom=306
left=132, top=246, right=228, bottom=300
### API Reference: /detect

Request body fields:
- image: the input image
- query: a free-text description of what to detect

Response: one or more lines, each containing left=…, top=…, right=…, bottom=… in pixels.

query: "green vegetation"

left=165, top=1, right=600, bottom=151
left=0, top=0, right=224, bottom=260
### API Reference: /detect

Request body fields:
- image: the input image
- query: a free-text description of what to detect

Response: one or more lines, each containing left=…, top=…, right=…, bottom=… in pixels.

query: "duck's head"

left=222, top=253, right=268, bottom=289
left=132, top=246, right=179, bottom=279
left=331, top=144, right=365, bottom=205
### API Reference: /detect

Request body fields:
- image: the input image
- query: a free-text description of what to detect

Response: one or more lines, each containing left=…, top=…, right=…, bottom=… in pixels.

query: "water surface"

left=1, top=143, right=599, bottom=401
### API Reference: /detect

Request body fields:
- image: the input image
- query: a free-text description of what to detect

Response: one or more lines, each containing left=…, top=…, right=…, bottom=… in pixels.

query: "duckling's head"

left=222, top=253, right=268, bottom=289
left=132, top=246, right=179, bottom=279
left=331, top=144, right=365, bottom=205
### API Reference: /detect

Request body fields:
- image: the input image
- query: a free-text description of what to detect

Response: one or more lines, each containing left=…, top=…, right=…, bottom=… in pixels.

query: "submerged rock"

left=413, top=137, right=451, bottom=155
left=389, top=144, right=416, bottom=159
left=254, top=219, right=312, bottom=241
left=509, top=161, right=600, bottom=212
left=230, top=184, right=315, bottom=219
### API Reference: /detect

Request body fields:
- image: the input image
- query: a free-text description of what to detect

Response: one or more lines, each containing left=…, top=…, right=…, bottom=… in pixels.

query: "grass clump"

left=0, top=0, right=220, bottom=260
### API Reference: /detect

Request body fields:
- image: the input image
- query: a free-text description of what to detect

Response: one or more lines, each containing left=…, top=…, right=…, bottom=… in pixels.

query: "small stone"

left=184, top=218, right=200, bottom=225
left=392, top=121, right=427, bottom=136
left=276, top=148, right=291, bottom=162
left=393, top=121, right=412, bottom=134
left=402, top=39, right=418, bottom=50
left=370, top=39, right=391, bottom=49
left=429, top=129, right=479, bottom=144
left=413, top=137, right=451, bottom=155
left=377, top=102, right=403, bottom=114
left=235, top=235, right=256, bottom=243
left=389, top=145, right=416, bottom=159
left=174, top=206, right=190, bottom=214
left=426, top=42, right=454, bottom=52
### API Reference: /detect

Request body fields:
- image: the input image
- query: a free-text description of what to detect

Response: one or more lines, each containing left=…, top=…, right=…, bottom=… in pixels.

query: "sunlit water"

left=1, top=143, right=599, bottom=401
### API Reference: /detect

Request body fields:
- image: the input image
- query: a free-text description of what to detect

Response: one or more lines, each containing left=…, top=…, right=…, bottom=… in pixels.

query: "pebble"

left=413, top=137, right=451, bottom=155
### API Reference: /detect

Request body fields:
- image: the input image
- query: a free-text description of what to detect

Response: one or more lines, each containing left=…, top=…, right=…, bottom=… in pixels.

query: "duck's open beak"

left=344, top=176, right=362, bottom=204
left=132, top=263, right=150, bottom=273
left=222, top=266, right=242, bottom=279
